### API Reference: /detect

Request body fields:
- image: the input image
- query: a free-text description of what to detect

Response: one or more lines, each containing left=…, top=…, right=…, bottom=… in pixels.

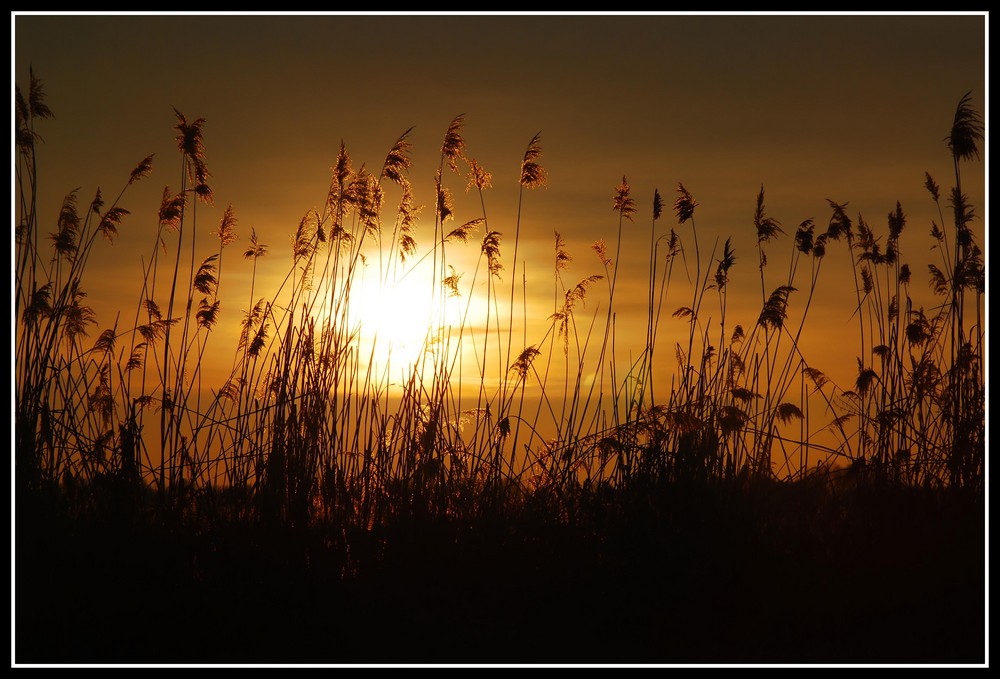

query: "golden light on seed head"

left=612, top=175, right=636, bottom=220
left=441, top=114, right=466, bottom=174
left=519, top=132, right=546, bottom=189
left=465, top=158, right=493, bottom=192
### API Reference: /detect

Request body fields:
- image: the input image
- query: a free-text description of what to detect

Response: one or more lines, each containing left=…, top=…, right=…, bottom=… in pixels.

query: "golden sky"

left=13, top=12, right=987, bottom=406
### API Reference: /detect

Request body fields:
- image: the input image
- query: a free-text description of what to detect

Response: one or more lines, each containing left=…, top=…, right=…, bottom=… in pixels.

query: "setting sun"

left=342, top=261, right=464, bottom=379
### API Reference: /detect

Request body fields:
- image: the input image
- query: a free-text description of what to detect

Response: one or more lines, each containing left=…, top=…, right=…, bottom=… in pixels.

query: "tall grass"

left=14, top=75, right=985, bottom=534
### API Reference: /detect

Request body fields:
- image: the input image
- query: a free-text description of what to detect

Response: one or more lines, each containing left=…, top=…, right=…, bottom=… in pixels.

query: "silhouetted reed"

left=15, top=74, right=984, bottom=534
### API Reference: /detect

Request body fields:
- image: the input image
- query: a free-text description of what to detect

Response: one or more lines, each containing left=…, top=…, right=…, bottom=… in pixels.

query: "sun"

left=344, top=262, right=462, bottom=379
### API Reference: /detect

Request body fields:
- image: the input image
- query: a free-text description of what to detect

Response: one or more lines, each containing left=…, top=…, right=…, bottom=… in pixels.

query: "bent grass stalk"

left=14, top=75, right=985, bottom=534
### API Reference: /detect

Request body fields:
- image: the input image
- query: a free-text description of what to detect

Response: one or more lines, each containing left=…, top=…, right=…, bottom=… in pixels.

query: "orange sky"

left=13, top=12, right=987, bottom=444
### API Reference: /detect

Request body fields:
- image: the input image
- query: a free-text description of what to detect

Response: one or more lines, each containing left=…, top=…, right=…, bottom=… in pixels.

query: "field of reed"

left=14, top=73, right=985, bottom=665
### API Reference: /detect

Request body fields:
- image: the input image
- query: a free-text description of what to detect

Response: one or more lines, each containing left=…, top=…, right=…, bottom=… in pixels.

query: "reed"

left=14, top=75, right=984, bottom=535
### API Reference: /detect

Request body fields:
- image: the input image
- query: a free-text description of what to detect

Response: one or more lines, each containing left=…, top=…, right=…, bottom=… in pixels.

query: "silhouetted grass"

left=14, top=75, right=985, bottom=665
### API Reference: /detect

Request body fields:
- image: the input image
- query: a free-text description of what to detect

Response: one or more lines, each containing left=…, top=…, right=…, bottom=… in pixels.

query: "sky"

left=12, top=12, right=988, bottom=436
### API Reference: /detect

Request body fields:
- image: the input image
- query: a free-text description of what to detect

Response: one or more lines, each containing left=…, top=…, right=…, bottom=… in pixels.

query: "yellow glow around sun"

left=345, top=262, right=462, bottom=379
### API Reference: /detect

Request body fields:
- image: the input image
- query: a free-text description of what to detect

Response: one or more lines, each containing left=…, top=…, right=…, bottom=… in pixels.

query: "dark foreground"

left=15, top=479, right=985, bottom=665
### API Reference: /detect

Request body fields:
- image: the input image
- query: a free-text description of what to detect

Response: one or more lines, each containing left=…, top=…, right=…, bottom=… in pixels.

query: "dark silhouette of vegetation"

left=14, top=75, right=984, bottom=665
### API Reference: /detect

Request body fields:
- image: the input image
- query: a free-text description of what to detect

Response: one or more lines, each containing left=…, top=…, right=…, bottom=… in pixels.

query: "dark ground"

left=14, top=481, right=986, bottom=665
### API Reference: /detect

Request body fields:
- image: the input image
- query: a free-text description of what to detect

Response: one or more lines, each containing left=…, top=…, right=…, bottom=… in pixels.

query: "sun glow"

left=344, top=262, right=463, bottom=381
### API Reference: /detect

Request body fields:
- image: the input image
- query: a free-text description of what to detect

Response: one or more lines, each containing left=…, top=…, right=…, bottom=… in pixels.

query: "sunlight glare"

left=347, top=263, right=461, bottom=379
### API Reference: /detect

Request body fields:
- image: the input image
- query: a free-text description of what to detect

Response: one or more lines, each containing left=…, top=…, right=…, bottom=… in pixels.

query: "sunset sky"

left=13, top=12, right=987, bottom=415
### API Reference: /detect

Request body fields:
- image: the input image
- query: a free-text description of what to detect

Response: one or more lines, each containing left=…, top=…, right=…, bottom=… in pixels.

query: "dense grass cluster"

left=14, top=75, right=984, bottom=520
left=14, top=74, right=985, bottom=664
